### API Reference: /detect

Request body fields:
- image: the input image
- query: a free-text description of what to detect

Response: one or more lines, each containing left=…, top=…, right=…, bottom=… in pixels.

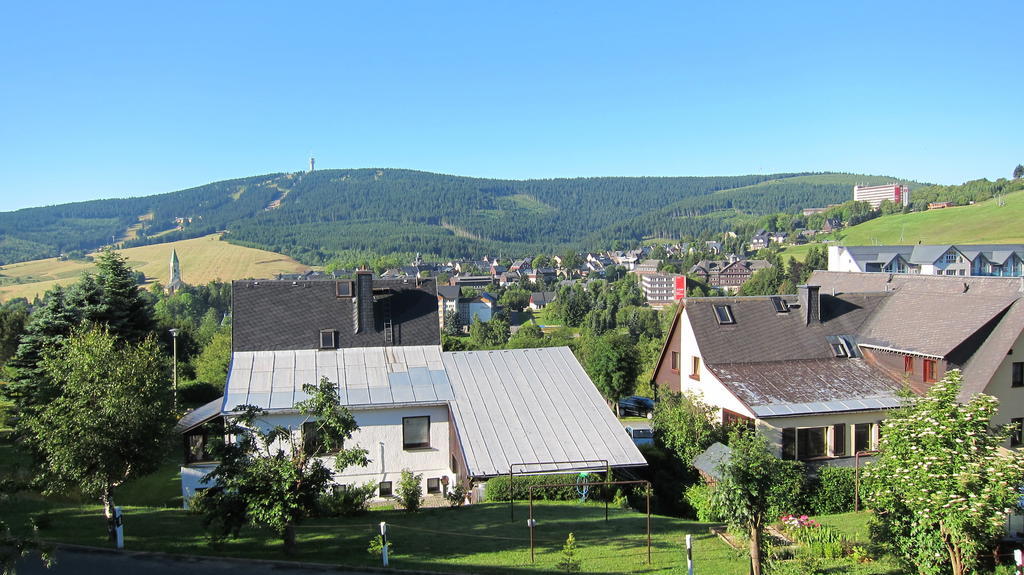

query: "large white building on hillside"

left=853, top=183, right=909, bottom=209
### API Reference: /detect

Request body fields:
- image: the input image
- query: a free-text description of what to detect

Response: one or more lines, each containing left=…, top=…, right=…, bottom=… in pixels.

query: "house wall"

left=653, top=311, right=682, bottom=393
left=860, top=347, right=947, bottom=395
left=827, top=246, right=864, bottom=273
left=180, top=463, right=218, bottom=509
left=249, top=404, right=454, bottom=499
left=673, top=311, right=756, bottom=418
left=982, top=328, right=1024, bottom=434
left=756, top=410, right=888, bottom=460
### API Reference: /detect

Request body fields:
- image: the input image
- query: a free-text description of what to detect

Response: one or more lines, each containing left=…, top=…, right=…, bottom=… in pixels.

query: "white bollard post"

left=114, top=507, right=124, bottom=549
left=380, top=521, right=388, bottom=567
left=686, top=533, right=694, bottom=575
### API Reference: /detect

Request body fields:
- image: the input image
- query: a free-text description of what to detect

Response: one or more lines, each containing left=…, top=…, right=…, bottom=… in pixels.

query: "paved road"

left=16, top=548, right=382, bottom=575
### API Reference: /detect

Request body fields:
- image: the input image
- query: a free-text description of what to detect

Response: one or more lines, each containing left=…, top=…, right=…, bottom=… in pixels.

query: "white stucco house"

left=653, top=272, right=1024, bottom=464
left=178, top=273, right=646, bottom=506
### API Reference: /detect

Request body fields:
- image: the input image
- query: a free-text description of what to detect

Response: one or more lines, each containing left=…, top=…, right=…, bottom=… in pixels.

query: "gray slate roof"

left=174, top=396, right=225, bottom=433
left=443, top=347, right=647, bottom=477
left=232, top=278, right=440, bottom=352
left=684, top=293, right=885, bottom=364
left=692, top=442, right=731, bottom=481
left=809, top=270, right=1024, bottom=298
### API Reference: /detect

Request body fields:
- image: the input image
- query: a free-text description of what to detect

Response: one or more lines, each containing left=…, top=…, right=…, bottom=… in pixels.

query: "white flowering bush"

left=862, top=370, right=1024, bottom=575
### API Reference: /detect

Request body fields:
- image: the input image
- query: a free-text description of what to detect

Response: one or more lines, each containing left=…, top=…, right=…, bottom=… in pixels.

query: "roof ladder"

left=383, top=297, right=394, bottom=345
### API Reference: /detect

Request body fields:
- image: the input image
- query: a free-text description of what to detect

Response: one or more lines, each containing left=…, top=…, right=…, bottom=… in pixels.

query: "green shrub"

left=367, top=534, right=392, bottom=555
left=485, top=473, right=601, bottom=502
left=766, top=460, right=809, bottom=518
left=318, top=482, right=377, bottom=517
left=445, top=480, right=470, bottom=508
left=808, top=466, right=854, bottom=515
left=397, top=469, right=423, bottom=512
left=683, top=483, right=722, bottom=522
left=178, top=380, right=222, bottom=407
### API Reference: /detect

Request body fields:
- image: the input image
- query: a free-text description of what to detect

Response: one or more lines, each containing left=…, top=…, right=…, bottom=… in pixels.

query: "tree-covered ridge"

left=0, top=169, right=920, bottom=265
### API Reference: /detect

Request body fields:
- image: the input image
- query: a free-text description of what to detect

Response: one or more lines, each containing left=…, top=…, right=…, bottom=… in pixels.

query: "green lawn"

left=3, top=497, right=751, bottom=574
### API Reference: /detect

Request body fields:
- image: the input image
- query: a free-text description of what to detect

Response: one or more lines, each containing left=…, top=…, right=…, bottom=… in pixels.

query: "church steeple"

left=166, top=249, right=184, bottom=294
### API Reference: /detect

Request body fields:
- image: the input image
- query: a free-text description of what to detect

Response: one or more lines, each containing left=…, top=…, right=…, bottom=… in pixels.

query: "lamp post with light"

left=169, top=328, right=179, bottom=411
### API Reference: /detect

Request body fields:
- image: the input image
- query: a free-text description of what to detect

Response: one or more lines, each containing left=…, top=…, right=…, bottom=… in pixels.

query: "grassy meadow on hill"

left=835, top=188, right=1024, bottom=246
left=0, top=233, right=308, bottom=302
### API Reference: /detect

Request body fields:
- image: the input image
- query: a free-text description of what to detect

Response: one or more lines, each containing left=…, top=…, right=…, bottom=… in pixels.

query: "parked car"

left=618, top=396, right=654, bottom=418
left=624, top=426, right=654, bottom=446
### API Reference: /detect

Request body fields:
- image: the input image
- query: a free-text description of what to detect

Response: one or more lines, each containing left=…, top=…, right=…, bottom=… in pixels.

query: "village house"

left=653, top=272, right=1024, bottom=463
left=179, top=274, right=645, bottom=505
left=828, top=244, right=1024, bottom=277
left=689, top=256, right=772, bottom=292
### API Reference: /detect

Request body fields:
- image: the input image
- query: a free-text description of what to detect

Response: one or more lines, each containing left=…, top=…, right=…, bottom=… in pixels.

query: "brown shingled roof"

left=959, top=299, right=1024, bottom=402
left=857, top=292, right=1016, bottom=358
left=707, top=358, right=905, bottom=417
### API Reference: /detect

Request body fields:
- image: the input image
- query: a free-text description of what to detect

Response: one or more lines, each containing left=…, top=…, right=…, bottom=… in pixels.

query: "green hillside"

left=0, top=169, right=921, bottom=265
left=835, top=189, right=1024, bottom=245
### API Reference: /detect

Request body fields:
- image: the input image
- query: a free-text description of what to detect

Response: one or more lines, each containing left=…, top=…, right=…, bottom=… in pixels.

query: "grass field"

left=835, top=189, right=1024, bottom=246
left=1, top=443, right=904, bottom=574
left=0, top=234, right=308, bottom=302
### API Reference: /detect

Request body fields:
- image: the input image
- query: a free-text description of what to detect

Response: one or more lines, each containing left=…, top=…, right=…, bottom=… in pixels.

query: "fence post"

left=114, top=506, right=124, bottom=550
left=380, top=521, right=388, bottom=567
left=686, top=533, right=694, bottom=575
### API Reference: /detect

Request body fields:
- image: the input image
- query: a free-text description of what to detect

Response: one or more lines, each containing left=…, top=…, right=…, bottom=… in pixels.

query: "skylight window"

left=770, top=296, right=789, bottom=313
left=319, top=329, right=337, bottom=349
left=713, top=304, right=735, bottom=325
left=335, top=280, right=354, bottom=298
left=830, top=343, right=848, bottom=358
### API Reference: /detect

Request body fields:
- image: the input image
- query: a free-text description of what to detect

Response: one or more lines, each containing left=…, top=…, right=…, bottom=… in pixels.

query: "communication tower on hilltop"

left=309, top=156, right=315, bottom=172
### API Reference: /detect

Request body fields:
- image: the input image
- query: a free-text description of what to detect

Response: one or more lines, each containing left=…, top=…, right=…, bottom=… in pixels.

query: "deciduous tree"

left=26, top=326, right=174, bottom=540
left=712, top=428, right=783, bottom=575
left=863, top=370, right=1024, bottom=575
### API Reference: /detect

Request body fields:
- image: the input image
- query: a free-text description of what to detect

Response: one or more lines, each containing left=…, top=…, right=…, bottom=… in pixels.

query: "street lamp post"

left=169, top=328, right=179, bottom=411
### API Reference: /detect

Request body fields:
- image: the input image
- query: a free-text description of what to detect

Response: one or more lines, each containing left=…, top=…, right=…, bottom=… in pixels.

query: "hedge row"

left=485, top=472, right=611, bottom=502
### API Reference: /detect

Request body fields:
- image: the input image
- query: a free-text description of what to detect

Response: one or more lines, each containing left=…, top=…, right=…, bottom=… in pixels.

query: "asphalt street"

left=15, top=548, right=382, bottom=575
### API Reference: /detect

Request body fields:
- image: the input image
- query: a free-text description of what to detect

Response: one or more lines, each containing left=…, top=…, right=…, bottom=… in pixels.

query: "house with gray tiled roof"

left=654, top=272, right=1024, bottom=463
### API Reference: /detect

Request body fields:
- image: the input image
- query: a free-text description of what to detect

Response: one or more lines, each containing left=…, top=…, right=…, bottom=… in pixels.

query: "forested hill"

left=0, top=169, right=918, bottom=265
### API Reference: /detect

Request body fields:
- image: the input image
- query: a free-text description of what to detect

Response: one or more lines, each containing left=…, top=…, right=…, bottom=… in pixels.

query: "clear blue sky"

left=1, top=1, right=1020, bottom=211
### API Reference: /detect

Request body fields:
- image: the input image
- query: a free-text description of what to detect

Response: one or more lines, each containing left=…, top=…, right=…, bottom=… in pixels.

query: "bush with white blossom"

left=862, top=370, right=1024, bottom=575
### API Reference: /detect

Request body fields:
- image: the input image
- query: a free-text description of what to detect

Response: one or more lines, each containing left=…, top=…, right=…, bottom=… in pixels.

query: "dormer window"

left=319, top=329, right=337, bottom=349
left=335, top=280, right=354, bottom=298
left=714, top=304, right=735, bottom=325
